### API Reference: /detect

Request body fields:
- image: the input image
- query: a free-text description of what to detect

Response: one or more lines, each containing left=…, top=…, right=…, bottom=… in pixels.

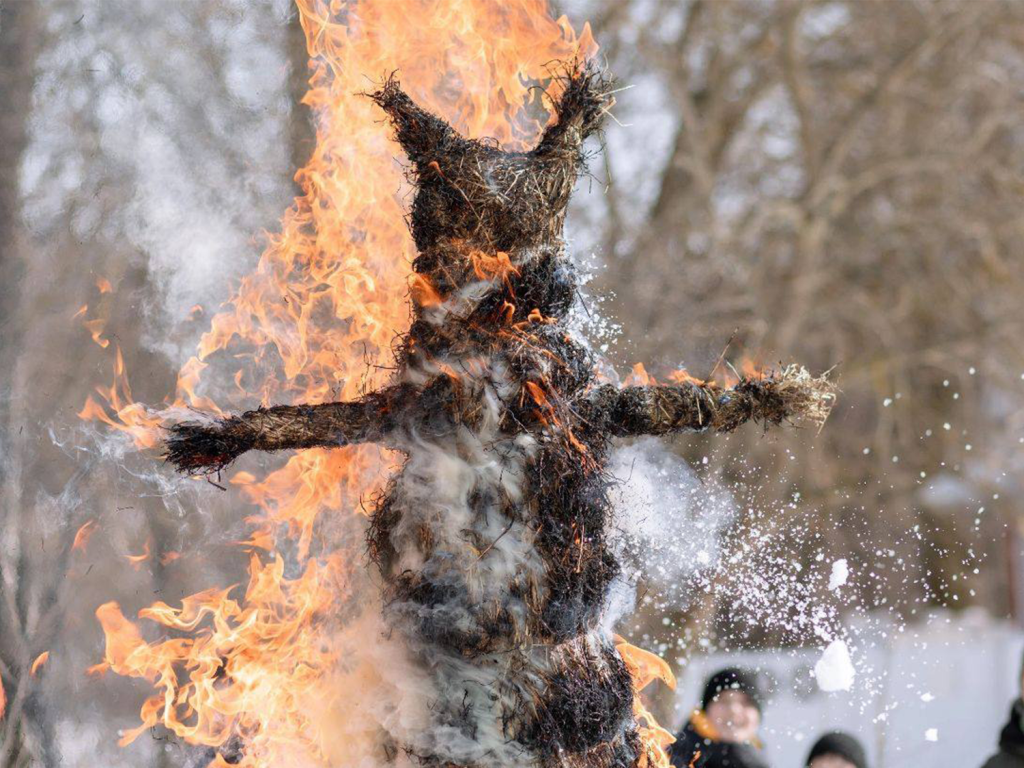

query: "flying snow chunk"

left=814, top=640, right=855, bottom=692
left=828, top=559, right=849, bottom=591
left=925, top=728, right=939, bottom=742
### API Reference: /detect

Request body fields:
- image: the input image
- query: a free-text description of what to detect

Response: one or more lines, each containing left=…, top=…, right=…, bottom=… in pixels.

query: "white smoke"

left=22, top=0, right=295, bottom=364
left=606, top=437, right=735, bottom=594
left=378, top=294, right=545, bottom=765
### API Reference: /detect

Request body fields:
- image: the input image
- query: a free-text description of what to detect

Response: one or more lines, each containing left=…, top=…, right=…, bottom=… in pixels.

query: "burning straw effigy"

left=167, top=64, right=834, bottom=768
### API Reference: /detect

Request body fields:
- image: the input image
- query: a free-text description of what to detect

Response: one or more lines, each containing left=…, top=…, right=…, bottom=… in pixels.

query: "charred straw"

left=595, top=365, right=835, bottom=437
left=167, top=367, right=834, bottom=475
left=162, top=59, right=834, bottom=768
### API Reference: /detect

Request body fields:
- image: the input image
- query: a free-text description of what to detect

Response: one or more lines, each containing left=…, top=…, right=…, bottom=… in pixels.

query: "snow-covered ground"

left=673, top=610, right=1022, bottom=768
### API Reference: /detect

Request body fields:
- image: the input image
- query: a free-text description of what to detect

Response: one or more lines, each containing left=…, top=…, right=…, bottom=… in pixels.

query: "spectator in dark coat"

left=805, top=731, right=868, bottom=768
left=982, top=657, right=1024, bottom=768
left=668, top=668, right=769, bottom=768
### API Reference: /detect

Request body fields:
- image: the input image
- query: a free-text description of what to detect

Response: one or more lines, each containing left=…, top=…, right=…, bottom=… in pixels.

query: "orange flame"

left=666, top=368, right=705, bottom=387
left=470, top=249, right=520, bottom=285
left=95, top=553, right=349, bottom=755
left=0, top=677, right=5, bottom=721
left=625, top=362, right=656, bottom=387
left=80, top=1, right=673, bottom=764
left=713, top=355, right=764, bottom=388
left=76, top=279, right=115, bottom=347
left=661, top=355, right=768, bottom=389
left=78, top=346, right=165, bottom=449
left=72, top=519, right=98, bottom=553
left=616, top=638, right=677, bottom=767
left=30, top=651, right=50, bottom=677
left=125, top=539, right=151, bottom=569
left=410, top=273, right=443, bottom=308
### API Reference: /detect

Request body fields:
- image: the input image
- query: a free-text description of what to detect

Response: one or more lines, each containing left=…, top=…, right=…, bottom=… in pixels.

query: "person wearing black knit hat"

left=805, top=731, right=868, bottom=768
left=668, top=668, right=769, bottom=768
left=980, top=649, right=1024, bottom=768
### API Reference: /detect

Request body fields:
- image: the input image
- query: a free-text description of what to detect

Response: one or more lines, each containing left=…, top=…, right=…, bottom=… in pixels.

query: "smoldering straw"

left=163, top=60, right=833, bottom=768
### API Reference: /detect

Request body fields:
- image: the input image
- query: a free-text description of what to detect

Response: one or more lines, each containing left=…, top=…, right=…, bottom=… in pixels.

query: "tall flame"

left=79, top=1, right=655, bottom=766
left=82, top=2, right=677, bottom=765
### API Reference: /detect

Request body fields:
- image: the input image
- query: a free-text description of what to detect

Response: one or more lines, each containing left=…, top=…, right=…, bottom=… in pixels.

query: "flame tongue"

left=616, top=638, right=678, bottom=765
left=95, top=554, right=347, bottom=759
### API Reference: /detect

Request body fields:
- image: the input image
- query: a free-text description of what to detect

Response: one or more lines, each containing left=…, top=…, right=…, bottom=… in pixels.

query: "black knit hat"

left=701, top=667, right=763, bottom=713
left=806, top=731, right=868, bottom=768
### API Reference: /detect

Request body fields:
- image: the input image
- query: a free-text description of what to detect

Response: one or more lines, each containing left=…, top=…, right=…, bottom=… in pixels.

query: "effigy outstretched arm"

left=593, top=365, right=835, bottom=438
left=165, top=384, right=417, bottom=475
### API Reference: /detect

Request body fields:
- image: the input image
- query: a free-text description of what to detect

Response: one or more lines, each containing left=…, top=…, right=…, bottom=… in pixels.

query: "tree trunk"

left=0, top=4, right=51, bottom=764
